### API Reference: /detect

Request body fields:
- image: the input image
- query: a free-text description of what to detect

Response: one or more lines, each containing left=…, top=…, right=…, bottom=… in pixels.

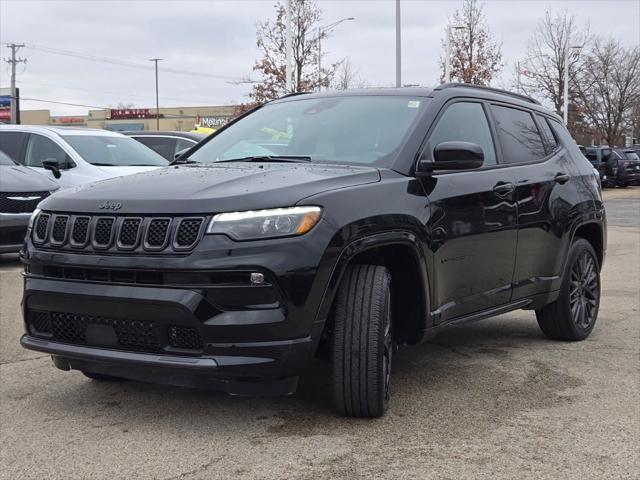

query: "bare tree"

left=332, top=57, right=368, bottom=90
left=517, top=10, right=590, bottom=116
left=574, top=38, right=640, bottom=146
left=441, top=0, right=503, bottom=85
left=250, top=0, right=340, bottom=104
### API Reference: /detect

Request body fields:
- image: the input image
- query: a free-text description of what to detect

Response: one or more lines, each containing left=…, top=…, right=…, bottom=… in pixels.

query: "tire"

left=536, top=238, right=600, bottom=341
left=618, top=182, right=628, bottom=188
left=331, top=264, right=393, bottom=418
left=82, top=371, right=125, bottom=381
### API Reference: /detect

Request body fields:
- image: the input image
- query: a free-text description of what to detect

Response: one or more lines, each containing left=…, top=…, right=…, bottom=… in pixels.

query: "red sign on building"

left=109, top=108, right=162, bottom=120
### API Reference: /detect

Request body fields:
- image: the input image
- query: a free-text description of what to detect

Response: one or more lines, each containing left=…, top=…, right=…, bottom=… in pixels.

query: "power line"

left=17, top=79, right=214, bottom=104
left=9, top=43, right=240, bottom=81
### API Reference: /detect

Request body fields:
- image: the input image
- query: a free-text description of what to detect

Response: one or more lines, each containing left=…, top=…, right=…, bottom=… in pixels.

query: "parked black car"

left=123, top=131, right=206, bottom=161
left=584, top=146, right=615, bottom=187
left=609, top=148, right=640, bottom=187
left=20, top=85, right=606, bottom=417
left=0, top=150, right=58, bottom=253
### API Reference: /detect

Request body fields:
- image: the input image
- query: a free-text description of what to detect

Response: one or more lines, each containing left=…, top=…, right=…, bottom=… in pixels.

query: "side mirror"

left=174, top=148, right=190, bottom=160
left=416, top=141, right=484, bottom=176
left=42, top=158, right=62, bottom=179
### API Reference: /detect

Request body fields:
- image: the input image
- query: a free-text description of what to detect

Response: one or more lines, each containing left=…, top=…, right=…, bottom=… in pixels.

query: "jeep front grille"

left=31, top=212, right=205, bottom=253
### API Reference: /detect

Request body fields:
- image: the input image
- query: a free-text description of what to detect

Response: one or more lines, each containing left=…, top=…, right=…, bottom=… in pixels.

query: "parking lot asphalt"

left=1, top=188, right=638, bottom=480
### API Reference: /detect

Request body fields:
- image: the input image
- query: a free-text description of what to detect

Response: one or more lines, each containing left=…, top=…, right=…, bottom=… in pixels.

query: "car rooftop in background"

left=122, top=131, right=207, bottom=161
left=0, top=125, right=169, bottom=189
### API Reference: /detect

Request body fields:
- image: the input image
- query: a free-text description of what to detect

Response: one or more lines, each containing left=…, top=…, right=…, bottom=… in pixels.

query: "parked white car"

left=0, top=125, right=168, bottom=188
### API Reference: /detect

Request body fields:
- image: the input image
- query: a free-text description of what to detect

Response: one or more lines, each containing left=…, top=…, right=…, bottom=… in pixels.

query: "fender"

left=314, top=229, right=432, bottom=342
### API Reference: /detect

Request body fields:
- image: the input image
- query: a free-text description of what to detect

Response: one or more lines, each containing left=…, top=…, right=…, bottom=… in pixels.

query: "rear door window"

left=135, top=136, right=175, bottom=161
left=427, top=101, right=497, bottom=166
left=491, top=105, right=546, bottom=163
left=0, top=131, right=29, bottom=163
left=174, top=138, right=196, bottom=156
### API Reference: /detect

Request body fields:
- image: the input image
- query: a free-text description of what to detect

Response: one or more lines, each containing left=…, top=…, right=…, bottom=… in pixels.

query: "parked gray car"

left=0, top=150, right=59, bottom=253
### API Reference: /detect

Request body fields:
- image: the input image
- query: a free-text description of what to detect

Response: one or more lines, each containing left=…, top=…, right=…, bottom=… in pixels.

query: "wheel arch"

left=316, top=231, right=431, bottom=345
left=572, top=220, right=605, bottom=270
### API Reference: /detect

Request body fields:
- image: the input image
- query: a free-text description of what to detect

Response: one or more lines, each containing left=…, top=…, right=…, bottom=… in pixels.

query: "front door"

left=422, top=100, right=518, bottom=323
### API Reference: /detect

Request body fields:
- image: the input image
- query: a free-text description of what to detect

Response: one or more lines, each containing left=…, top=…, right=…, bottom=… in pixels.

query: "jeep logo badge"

left=98, top=201, right=123, bottom=211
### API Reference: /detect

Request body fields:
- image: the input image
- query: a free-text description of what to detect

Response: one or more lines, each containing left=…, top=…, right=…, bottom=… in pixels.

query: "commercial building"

left=18, top=105, right=239, bottom=132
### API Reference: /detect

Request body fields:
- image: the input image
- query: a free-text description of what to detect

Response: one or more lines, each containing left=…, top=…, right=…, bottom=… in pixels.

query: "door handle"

left=554, top=172, right=571, bottom=184
left=493, top=181, right=515, bottom=194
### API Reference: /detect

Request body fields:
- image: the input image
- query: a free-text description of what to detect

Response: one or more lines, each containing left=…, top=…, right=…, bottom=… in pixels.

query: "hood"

left=40, top=162, right=380, bottom=214
left=0, top=165, right=59, bottom=193
left=93, top=165, right=163, bottom=176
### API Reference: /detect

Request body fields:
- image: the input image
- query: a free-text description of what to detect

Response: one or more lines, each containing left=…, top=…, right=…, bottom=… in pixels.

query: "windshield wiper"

left=171, top=157, right=198, bottom=165
left=217, top=155, right=312, bottom=163
left=91, top=162, right=116, bottom=166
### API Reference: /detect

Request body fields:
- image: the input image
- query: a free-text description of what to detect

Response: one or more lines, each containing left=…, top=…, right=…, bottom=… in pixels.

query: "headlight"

left=28, top=208, right=41, bottom=230
left=207, top=206, right=322, bottom=240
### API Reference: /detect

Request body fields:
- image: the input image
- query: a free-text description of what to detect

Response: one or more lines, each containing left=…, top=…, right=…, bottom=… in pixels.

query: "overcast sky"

left=1, top=0, right=638, bottom=116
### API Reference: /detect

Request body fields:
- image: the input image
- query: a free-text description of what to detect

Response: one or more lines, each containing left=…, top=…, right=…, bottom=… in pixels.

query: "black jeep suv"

left=20, top=84, right=606, bottom=417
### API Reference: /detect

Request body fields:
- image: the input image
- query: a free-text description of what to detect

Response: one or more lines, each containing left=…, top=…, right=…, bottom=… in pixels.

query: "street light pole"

left=285, top=0, right=292, bottom=92
left=316, top=17, right=355, bottom=92
left=563, top=45, right=582, bottom=125
left=395, top=0, right=401, bottom=87
left=150, top=58, right=162, bottom=130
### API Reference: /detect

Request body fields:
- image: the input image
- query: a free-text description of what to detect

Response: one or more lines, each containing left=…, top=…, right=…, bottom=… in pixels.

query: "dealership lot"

left=0, top=188, right=638, bottom=480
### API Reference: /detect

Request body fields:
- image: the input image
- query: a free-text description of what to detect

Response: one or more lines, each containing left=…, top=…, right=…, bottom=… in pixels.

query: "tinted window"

left=62, top=135, right=168, bottom=166
left=174, top=138, right=197, bottom=156
left=189, top=96, right=428, bottom=167
left=24, top=134, right=73, bottom=168
left=427, top=102, right=496, bottom=166
left=0, top=150, right=16, bottom=165
left=0, top=131, right=28, bottom=162
left=135, top=136, right=175, bottom=161
left=491, top=105, right=546, bottom=163
left=536, top=116, right=558, bottom=153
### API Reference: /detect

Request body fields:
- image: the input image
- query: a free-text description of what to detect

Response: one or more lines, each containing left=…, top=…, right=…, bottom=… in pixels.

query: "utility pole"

left=150, top=58, right=162, bottom=130
left=5, top=43, right=26, bottom=124
left=395, top=0, right=401, bottom=87
left=317, top=17, right=355, bottom=92
left=563, top=45, right=582, bottom=126
left=285, top=0, right=292, bottom=92
left=445, top=25, right=467, bottom=83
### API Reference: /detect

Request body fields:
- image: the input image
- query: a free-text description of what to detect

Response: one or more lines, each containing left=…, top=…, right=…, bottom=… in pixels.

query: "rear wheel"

left=331, top=264, right=393, bottom=418
left=536, top=238, right=600, bottom=341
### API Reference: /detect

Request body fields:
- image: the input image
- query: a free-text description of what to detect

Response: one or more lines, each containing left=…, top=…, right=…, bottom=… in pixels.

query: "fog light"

left=250, top=272, right=264, bottom=285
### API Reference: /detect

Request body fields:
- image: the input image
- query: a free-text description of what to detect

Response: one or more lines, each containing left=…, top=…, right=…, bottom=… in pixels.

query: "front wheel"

left=536, top=238, right=600, bottom=341
left=331, top=264, right=393, bottom=418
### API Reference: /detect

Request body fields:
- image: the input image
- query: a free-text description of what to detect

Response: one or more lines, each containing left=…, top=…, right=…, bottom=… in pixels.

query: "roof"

left=272, top=83, right=557, bottom=118
left=0, top=125, right=124, bottom=137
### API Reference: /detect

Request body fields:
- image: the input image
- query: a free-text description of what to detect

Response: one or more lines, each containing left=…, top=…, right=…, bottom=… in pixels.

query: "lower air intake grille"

left=48, top=312, right=162, bottom=353
left=168, top=326, right=204, bottom=350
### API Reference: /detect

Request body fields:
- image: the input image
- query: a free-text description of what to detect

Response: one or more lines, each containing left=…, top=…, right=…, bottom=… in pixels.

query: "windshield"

left=189, top=96, right=428, bottom=167
left=0, top=150, right=16, bottom=165
left=624, top=151, right=639, bottom=160
left=63, top=135, right=168, bottom=167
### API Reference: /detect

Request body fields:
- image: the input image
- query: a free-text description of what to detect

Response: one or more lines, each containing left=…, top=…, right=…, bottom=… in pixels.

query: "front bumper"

left=0, top=212, right=30, bottom=253
left=20, top=219, right=338, bottom=394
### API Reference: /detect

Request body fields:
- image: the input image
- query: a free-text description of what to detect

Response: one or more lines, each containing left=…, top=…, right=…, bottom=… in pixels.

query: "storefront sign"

left=196, top=114, right=230, bottom=128
left=109, top=108, right=161, bottom=120
left=54, top=117, right=85, bottom=124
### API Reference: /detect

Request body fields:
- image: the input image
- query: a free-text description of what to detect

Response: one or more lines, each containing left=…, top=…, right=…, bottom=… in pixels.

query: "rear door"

left=423, top=100, right=518, bottom=323
left=490, top=105, right=576, bottom=300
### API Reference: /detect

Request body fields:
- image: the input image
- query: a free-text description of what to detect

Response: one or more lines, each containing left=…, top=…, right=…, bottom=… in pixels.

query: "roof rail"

left=279, top=91, right=313, bottom=100
left=434, top=83, right=541, bottom=105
